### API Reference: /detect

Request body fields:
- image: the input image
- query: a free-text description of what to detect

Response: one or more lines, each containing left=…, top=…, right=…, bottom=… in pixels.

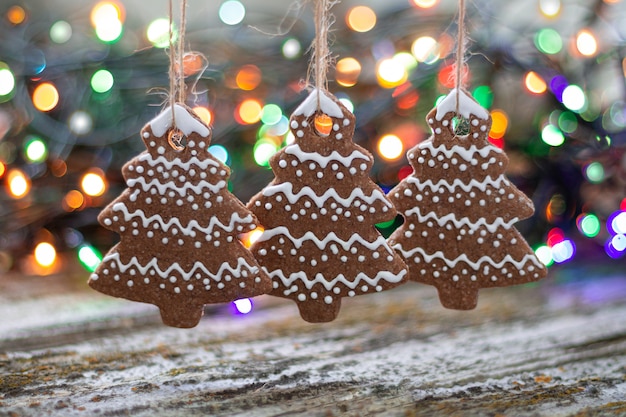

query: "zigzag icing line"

left=393, top=244, right=544, bottom=270
left=111, top=203, right=253, bottom=234
left=126, top=177, right=226, bottom=196
left=258, top=226, right=394, bottom=254
left=138, top=154, right=220, bottom=169
left=266, top=268, right=407, bottom=291
left=406, top=175, right=510, bottom=193
left=285, top=144, right=369, bottom=168
left=96, top=252, right=258, bottom=281
left=403, top=206, right=518, bottom=233
left=262, top=182, right=391, bottom=208
left=418, top=141, right=502, bottom=162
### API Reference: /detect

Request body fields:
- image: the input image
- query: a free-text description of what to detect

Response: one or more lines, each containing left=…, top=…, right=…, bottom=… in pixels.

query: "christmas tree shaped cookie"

left=90, top=104, right=271, bottom=328
left=388, top=89, right=547, bottom=310
left=248, top=89, right=408, bottom=323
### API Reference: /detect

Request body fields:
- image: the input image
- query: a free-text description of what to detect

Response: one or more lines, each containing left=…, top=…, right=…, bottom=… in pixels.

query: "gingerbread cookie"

left=248, top=89, right=408, bottom=323
left=388, top=89, right=547, bottom=310
left=89, top=104, right=272, bottom=328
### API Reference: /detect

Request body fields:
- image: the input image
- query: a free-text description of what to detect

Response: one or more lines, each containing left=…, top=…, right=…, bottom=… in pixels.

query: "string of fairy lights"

left=0, top=0, right=625, bottom=282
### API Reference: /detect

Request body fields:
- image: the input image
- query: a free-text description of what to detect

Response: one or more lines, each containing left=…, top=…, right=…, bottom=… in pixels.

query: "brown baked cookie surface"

left=89, top=104, right=271, bottom=328
left=388, top=89, right=547, bottom=310
left=248, top=89, right=408, bottom=323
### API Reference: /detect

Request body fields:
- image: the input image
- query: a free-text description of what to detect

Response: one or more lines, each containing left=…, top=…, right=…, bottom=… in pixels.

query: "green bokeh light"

left=541, top=124, right=565, bottom=147
left=585, top=161, right=604, bottom=183
left=91, top=69, right=114, bottom=93
left=78, top=244, right=102, bottom=272
left=253, top=139, right=278, bottom=167
left=24, top=136, right=48, bottom=163
left=579, top=214, right=601, bottom=238
left=534, top=28, right=562, bottom=55
left=261, top=104, right=282, bottom=125
left=558, top=111, right=578, bottom=133
left=472, top=85, right=493, bottom=109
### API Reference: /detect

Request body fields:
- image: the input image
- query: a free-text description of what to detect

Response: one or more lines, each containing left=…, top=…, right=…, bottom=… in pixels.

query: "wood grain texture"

left=0, top=267, right=625, bottom=416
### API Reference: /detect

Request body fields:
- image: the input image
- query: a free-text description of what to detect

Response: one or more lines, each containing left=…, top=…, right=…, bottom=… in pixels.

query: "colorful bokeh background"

left=1, top=0, right=625, bottom=285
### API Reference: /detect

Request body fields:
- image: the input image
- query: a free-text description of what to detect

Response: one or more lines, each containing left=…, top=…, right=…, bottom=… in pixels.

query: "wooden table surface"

left=1, top=262, right=625, bottom=417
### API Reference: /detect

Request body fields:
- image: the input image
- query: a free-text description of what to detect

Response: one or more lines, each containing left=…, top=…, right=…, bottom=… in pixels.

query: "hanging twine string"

left=455, top=0, right=466, bottom=116
left=168, top=0, right=188, bottom=129
left=310, top=0, right=333, bottom=110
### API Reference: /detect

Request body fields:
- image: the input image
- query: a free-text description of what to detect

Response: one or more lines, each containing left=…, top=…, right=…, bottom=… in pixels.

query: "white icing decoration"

left=405, top=206, right=519, bottom=233
left=292, top=88, right=344, bottom=118
left=284, top=144, right=369, bottom=168
left=258, top=226, right=394, bottom=254
left=269, top=269, right=406, bottom=292
left=435, top=89, right=489, bottom=121
left=407, top=175, right=510, bottom=193
left=419, top=140, right=502, bottom=162
left=138, top=153, right=219, bottom=169
left=127, top=177, right=226, bottom=197
left=150, top=104, right=210, bottom=137
left=261, top=182, right=390, bottom=208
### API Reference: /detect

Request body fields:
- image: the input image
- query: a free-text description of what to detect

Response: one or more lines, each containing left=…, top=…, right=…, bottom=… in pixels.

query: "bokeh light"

left=236, top=99, right=263, bottom=124
left=489, top=110, right=508, bottom=139
left=7, top=5, right=26, bottom=25
left=24, top=136, right=48, bottom=163
left=50, top=20, right=72, bottom=44
left=535, top=28, right=562, bottom=54
left=64, top=190, right=85, bottom=211
left=577, top=213, right=601, bottom=238
left=377, top=58, right=407, bottom=89
left=282, top=38, right=301, bottom=59
left=253, top=139, right=278, bottom=167
left=147, top=18, right=174, bottom=48
left=34, top=242, right=57, bottom=268
left=535, top=245, right=554, bottom=267
left=551, top=238, right=576, bottom=263
left=0, top=162, right=5, bottom=179
left=208, top=145, right=229, bottom=164
left=81, top=170, right=107, bottom=197
left=95, top=18, right=122, bottom=43
left=33, top=82, right=60, bottom=112
left=236, top=65, right=262, bottom=90
left=7, top=169, right=31, bottom=199
left=411, top=0, right=439, bottom=8
left=472, top=86, right=493, bottom=108
left=0, top=66, right=16, bottom=97
left=561, top=85, right=586, bottom=112
left=91, top=2, right=124, bottom=43
left=525, top=71, right=547, bottom=94
left=539, top=0, right=561, bottom=17
left=242, top=227, right=264, bottom=248
left=91, top=69, right=114, bottom=93
left=411, top=36, right=440, bottom=64
left=576, top=29, right=598, bottom=57
left=541, top=124, right=565, bottom=147
left=346, top=6, right=376, bottom=33
left=378, top=134, right=404, bottom=161
left=335, top=57, right=362, bottom=87
left=558, top=111, right=578, bottom=133
left=192, top=106, right=212, bottom=125
left=262, top=104, right=282, bottom=126
left=78, top=244, right=102, bottom=272
left=233, top=298, right=253, bottom=315
left=219, top=0, right=246, bottom=26
left=584, top=161, right=604, bottom=183
left=69, top=111, right=93, bottom=135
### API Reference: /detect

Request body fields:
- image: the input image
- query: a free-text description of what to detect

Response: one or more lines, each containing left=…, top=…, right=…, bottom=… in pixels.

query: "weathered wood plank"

left=0, top=270, right=625, bottom=416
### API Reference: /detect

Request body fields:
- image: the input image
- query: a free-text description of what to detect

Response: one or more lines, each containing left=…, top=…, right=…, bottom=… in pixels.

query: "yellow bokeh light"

left=576, top=30, right=598, bottom=57
left=7, top=5, right=26, bottom=25
left=378, top=134, right=404, bottom=161
left=236, top=99, right=263, bottom=124
left=34, top=242, right=57, bottom=268
left=376, top=58, right=408, bottom=89
left=33, top=83, right=59, bottom=112
left=335, top=57, right=362, bottom=87
left=411, top=0, right=439, bottom=8
left=241, top=227, right=264, bottom=249
left=64, top=190, right=85, bottom=211
left=235, top=65, right=262, bottom=91
left=81, top=170, right=107, bottom=197
left=490, top=110, right=509, bottom=139
left=411, top=36, right=440, bottom=64
left=7, top=169, right=31, bottom=199
left=192, top=106, right=212, bottom=126
left=346, top=6, right=377, bottom=33
left=525, top=71, right=547, bottom=94
left=0, top=161, right=5, bottom=178
left=91, top=1, right=124, bottom=27
left=539, top=0, right=561, bottom=17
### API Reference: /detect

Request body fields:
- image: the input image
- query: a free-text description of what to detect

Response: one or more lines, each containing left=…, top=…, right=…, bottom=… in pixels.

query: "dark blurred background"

left=0, top=0, right=625, bottom=279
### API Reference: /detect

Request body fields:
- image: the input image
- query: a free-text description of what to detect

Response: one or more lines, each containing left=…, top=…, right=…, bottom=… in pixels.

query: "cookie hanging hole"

left=452, top=115, right=470, bottom=137
left=168, top=129, right=187, bottom=151
left=314, top=113, right=332, bottom=137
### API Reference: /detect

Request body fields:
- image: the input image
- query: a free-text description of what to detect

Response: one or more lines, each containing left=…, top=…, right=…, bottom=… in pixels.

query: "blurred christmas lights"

left=219, top=0, right=246, bottom=26
left=346, top=6, right=376, bottom=33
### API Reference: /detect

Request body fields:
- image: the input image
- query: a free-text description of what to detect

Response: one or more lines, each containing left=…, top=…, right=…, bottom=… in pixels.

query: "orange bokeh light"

left=489, top=110, right=509, bottom=139
left=33, top=83, right=60, bottom=112
left=235, top=65, right=262, bottom=91
left=7, top=5, right=26, bottom=25
left=6, top=169, right=31, bottom=199
left=192, top=106, right=212, bottom=126
left=64, top=190, right=85, bottom=211
left=335, top=57, right=361, bottom=87
left=90, top=1, right=125, bottom=27
left=181, top=53, right=205, bottom=76
left=346, top=6, right=376, bottom=33
left=0, top=161, right=5, bottom=178
left=412, top=0, right=439, bottom=8
left=437, top=64, right=469, bottom=89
